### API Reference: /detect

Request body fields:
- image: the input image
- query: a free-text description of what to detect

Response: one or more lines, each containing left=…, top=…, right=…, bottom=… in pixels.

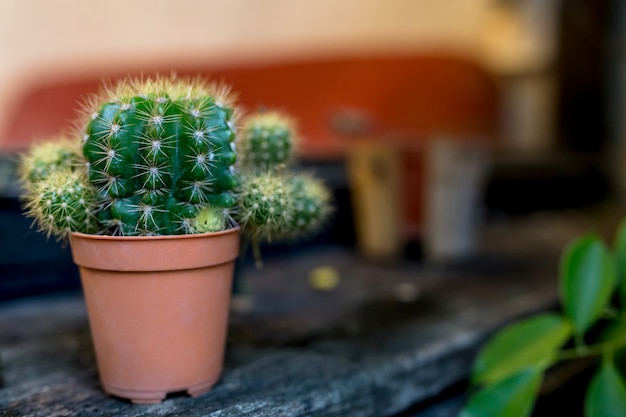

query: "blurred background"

left=0, top=0, right=623, bottom=299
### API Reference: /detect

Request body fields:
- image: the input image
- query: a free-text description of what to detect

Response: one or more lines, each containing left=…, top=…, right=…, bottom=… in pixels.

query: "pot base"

left=104, top=378, right=216, bottom=404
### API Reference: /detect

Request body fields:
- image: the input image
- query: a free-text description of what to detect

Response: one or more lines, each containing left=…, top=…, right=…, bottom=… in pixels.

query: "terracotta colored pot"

left=69, top=228, right=240, bottom=404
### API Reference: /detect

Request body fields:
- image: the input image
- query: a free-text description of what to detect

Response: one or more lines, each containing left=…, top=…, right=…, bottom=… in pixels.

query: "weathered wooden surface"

left=2, top=208, right=616, bottom=417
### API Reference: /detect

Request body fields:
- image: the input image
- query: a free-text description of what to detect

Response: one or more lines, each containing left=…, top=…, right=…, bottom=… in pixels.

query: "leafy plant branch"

left=460, top=219, right=626, bottom=417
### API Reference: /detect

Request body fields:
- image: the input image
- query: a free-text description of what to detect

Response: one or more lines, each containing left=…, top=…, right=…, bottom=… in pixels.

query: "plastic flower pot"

left=69, top=228, right=240, bottom=404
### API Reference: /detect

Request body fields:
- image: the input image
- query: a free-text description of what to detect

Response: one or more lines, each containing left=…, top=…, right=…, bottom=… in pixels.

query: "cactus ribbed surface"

left=81, top=76, right=238, bottom=236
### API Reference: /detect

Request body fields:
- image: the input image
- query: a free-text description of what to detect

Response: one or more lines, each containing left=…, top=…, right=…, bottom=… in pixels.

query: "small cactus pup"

left=235, top=172, right=332, bottom=242
left=285, top=173, right=332, bottom=239
left=19, top=136, right=98, bottom=239
left=235, top=171, right=293, bottom=242
left=22, top=168, right=98, bottom=239
left=81, top=75, right=239, bottom=236
left=234, top=110, right=332, bottom=266
left=193, top=206, right=227, bottom=233
left=238, top=111, right=296, bottom=171
left=18, top=136, right=83, bottom=189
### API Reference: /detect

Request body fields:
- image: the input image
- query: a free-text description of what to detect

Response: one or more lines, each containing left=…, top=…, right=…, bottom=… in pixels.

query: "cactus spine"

left=81, top=75, right=238, bottom=236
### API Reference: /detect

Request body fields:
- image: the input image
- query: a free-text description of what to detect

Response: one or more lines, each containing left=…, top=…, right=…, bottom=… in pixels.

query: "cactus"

left=235, top=171, right=293, bottom=241
left=22, top=169, right=98, bottom=239
left=18, top=138, right=83, bottom=189
left=192, top=206, right=227, bottom=233
left=238, top=112, right=296, bottom=171
left=233, top=111, right=331, bottom=265
left=285, top=174, right=332, bottom=239
left=235, top=172, right=331, bottom=241
left=81, top=75, right=238, bottom=236
left=19, top=75, right=332, bottom=256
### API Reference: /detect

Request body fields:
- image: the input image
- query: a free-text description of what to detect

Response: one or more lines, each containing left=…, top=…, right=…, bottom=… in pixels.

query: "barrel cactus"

left=19, top=74, right=332, bottom=255
left=81, top=76, right=238, bottom=236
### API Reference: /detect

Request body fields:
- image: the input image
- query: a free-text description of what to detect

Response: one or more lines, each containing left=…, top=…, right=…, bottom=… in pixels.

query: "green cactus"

left=19, top=75, right=333, bottom=254
left=19, top=137, right=83, bottom=189
left=81, top=75, right=238, bottom=236
left=235, top=171, right=293, bottom=242
left=238, top=111, right=296, bottom=171
left=234, top=171, right=331, bottom=266
left=192, top=206, right=227, bottom=233
left=235, top=172, right=331, bottom=240
left=285, top=174, right=332, bottom=239
left=233, top=113, right=331, bottom=267
left=23, top=169, right=98, bottom=239
left=234, top=110, right=330, bottom=243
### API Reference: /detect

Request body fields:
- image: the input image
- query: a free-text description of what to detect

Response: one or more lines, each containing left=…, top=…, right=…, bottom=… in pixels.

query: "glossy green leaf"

left=614, top=218, right=626, bottom=307
left=585, top=359, right=626, bottom=417
left=472, top=313, right=571, bottom=385
left=460, top=367, right=542, bottom=417
left=560, top=235, right=616, bottom=336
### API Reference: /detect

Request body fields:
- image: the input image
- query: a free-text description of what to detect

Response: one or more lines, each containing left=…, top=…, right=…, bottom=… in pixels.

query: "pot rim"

left=69, top=226, right=241, bottom=271
left=70, top=226, right=240, bottom=242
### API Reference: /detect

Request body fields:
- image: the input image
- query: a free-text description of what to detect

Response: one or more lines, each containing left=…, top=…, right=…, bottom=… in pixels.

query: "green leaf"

left=585, top=359, right=626, bottom=417
left=460, top=367, right=543, bottom=417
left=472, top=313, right=571, bottom=385
left=614, top=218, right=626, bottom=307
left=560, top=235, right=616, bottom=336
